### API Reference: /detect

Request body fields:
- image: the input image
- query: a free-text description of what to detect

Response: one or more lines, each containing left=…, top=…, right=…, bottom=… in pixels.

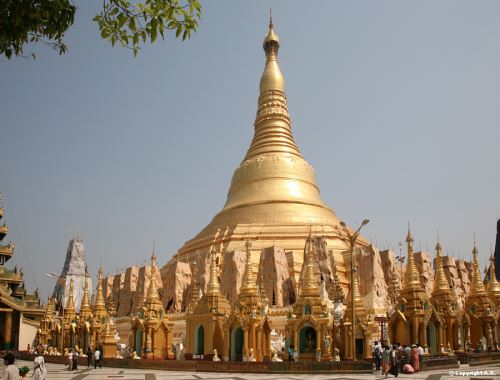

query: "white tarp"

left=52, top=238, right=92, bottom=313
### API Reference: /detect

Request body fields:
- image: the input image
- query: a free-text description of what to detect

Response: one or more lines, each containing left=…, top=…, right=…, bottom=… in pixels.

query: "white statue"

left=271, top=351, right=282, bottom=362
left=247, top=348, right=256, bottom=362
left=212, top=349, right=221, bottom=362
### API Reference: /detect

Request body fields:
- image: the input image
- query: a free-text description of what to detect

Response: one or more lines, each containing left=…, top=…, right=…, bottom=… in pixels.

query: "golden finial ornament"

left=302, top=231, right=319, bottom=297
left=206, top=248, right=220, bottom=296
left=80, top=268, right=92, bottom=319
left=402, top=225, right=421, bottom=290
left=470, top=243, right=487, bottom=295
left=93, top=265, right=108, bottom=320
left=487, top=254, right=500, bottom=304
left=433, top=236, right=450, bottom=292
left=95, top=266, right=105, bottom=306
left=241, top=238, right=257, bottom=294
left=146, top=251, right=161, bottom=307
left=65, top=278, right=76, bottom=321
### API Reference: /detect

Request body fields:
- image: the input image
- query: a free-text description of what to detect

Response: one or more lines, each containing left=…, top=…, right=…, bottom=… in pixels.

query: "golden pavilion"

left=0, top=194, right=44, bottom=350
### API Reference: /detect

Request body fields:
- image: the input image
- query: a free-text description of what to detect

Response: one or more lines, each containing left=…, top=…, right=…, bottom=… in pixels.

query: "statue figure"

left=446, top=342, right=455, bottom=356
left=132, top=351, right=140, bottom=359
left=332, top=347, right=340, bottom=362
left=145, top=335, right=152, bottom=353
left=323, top=335, right=331, bottom=351
left=115, top=350, right=123, bottom=359
left=212, top=349, right=221, bottom=361
left=271, top=351, right=283, bottom=362
left=315, top=348, right=321, bottom=362
left=247, top=348, right=256, bottom=362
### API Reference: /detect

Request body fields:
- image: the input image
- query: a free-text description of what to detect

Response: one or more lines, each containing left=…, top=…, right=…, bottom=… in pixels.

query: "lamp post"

left=339, top=219, right=369, bottom=361
left=395, top=242, right=405, bottom=287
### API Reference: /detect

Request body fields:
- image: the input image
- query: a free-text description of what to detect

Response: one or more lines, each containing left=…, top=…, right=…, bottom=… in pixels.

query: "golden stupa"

left=175, top=17, right=363, bottom=287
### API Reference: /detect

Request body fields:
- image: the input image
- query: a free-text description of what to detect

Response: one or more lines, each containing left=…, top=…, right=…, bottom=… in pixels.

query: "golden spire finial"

left=146, top=251, right=161, bottom=304
left=65, top=278, right=75, bottom=321
left=402, top=225, right=421, bottom=290
left=470, top=243, right=486, bottom=295
left=241, top=238, right=257, bottom=294
left=207, top=248, right=220, bottom=296
left=260, top=12, right=283, bottom=94
left=487, top=254, right=500, bottom=298
left=80, top=267, right=91, bottom=318
left=433, top=236, right=450, bottom=292
left=302, top=232, right=319, bottom=296
left=95, top=265, right=105, bottom=308
left=269, top=8, right=273, bottom=29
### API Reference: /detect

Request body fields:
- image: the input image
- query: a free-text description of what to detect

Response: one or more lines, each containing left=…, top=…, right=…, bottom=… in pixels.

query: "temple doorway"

left=427, top=321, right=438, bottom=355
left=194, top=325, right=204, bottom=356
left=299, top=325, right=316, bottom=353
left=355, top=338, right=364, bottom=360
left=230, top=326, right=243, bottom=361
left=135, top=329, right=142, bottom=356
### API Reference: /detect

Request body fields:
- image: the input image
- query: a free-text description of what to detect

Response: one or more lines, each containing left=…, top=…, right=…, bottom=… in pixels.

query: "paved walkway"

left=1, top=360, right=499, bottom=379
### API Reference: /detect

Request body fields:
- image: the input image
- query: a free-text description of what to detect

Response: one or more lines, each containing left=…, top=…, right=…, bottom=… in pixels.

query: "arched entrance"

left=135, top=329, right=143, bottom=356
left=427, top=320, right=438, bottom=355
left=230, top=326, right=243, bottom=361
left=299, top=325, right=316, bottom=353
left=194, top=325, right=204, bottom=356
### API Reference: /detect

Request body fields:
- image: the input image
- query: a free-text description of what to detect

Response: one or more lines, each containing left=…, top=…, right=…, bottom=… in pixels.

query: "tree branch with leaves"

left=0, top=0, right=201, bottom=60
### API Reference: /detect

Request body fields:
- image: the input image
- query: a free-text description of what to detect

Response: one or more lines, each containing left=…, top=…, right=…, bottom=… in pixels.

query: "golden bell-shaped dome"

left=176, top=18, right=348, bottom=278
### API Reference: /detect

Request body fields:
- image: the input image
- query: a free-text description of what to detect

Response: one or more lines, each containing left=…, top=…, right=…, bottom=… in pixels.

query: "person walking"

left=33, top=356, right=46, bottom=380
left=2, top=352, right=19, bottom=380
left=67, top=350, right=73, bottom=371
left=389, top=344, right=399, bottom=377
left=373, top=341, right=382, bottom=371
left=86, top=348, right=93, bottom=369
left=94, top=348, right=102, bottom=369
left=417, top=343, right=424, bottom=370
left=72, top=349, right=79, bottom=370
left=381, top=346, right=391, bottom=377
left=411, top=344, right=420, bottom=372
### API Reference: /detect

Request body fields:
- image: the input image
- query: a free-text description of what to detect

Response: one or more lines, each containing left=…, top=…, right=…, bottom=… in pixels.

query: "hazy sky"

left=1, top=1, right=499, bottom=300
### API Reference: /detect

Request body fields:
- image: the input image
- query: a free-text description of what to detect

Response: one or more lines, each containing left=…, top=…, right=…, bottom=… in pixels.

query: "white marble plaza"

left=2, top=360, right=500, bottom=380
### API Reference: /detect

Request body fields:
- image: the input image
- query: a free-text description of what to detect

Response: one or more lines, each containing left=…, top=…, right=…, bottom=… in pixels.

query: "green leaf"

left=151, top=28, right=157, bottom=43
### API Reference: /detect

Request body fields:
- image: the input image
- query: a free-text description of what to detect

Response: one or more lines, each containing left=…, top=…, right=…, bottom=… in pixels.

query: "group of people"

left=2, top=353, right=46, bottom=380
left=66, top=347, right=102, bottom=370
left=372, top=341, right=424, bottom=377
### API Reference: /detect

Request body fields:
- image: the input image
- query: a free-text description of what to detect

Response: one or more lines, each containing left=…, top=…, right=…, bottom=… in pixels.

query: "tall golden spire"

left=346, top=260, right=366, bottom=319
left=240, top=239, right=257, bottom=294
left=402, top=226, right=421, bottom=290
left=206, top=248, right=220, bottom=296
left=80, top=268, right=92, bottom=319
left=176, top=13, right=341, bottom=266
left=244, top=15, right=299, bottom=160
left=487, top=254, right=500, bottom=304
left=65, top=278, right=75, bottom=321
left=470, top=244, right=487, bottom=295
left=301, top=231, right=320, bottom=297
left=145, top=252, right=161, bottom=307
left=93, top=265, right=108, bottom=320
left=433, top=238, right=450, bottom=292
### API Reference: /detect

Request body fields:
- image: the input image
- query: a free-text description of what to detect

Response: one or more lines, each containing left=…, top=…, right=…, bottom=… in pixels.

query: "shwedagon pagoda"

left=2, top=19, right=500, bottom=364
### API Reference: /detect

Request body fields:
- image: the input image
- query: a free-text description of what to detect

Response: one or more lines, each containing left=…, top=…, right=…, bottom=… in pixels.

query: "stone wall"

left=220, top=250, right=246, bottom=305
left=161, top=260, right=191, bottom=313
left=258, top=246, right=295, bottom=307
